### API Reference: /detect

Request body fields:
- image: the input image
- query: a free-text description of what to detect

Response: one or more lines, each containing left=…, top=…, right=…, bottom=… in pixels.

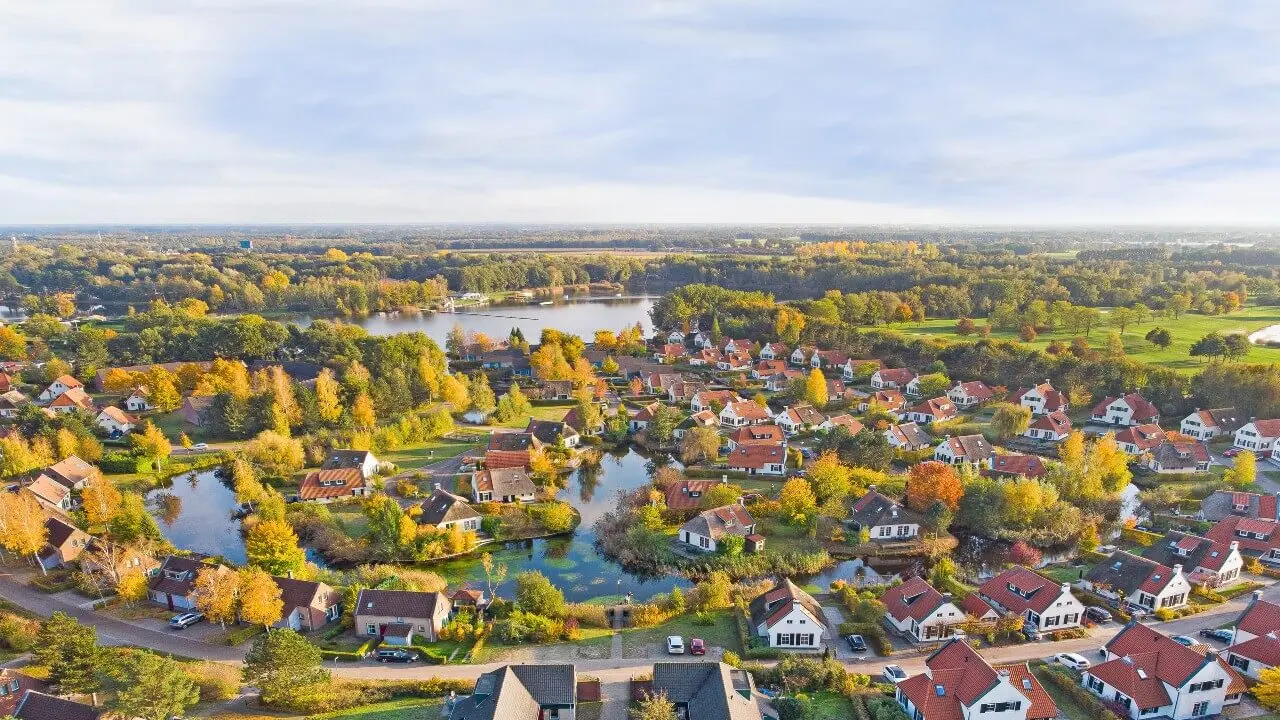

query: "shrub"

left=722, top=650, right=741, bottom=667
left=182, top=661, right=241, bottom=701
left=0, top=614, right=39, bottom=651
left=1153, top=608, right=1175, bottom=621
left=1039, top=665, right=1123, bottom=720
left=566, top=603, right=609, bottom=629
left=867, top=695, right=911, bottom=720
left=838, top=622, right=892, bottom=655
left=693, top=611, right=716, bottom=626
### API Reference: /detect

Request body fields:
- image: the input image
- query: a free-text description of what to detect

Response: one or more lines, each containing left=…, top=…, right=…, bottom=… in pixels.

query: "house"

left=37, top=374, right=83, bottom=402
left=47, top=386, right=94, bottom=414
left=1023, top=410, right=1071, bottom=443
left=1181, top=407, right=1243, bottom=441
left=486, top=431, right=540, bottom=469
left=719, top=400, right=771, bottom=427
left=819, top=414, right=863, bottom=434
left=418, top=488, right=482, bottom=532
left=726, top=445, right=787, bottom=475
left=1234, top=419, right=1280, bottom=454
left=715, top=351, right=753, bottom=372
left=988, top=454, right=1048, bottom=479
left=321, top=449, right=381, bottom=480
left=764, top=369, right=805, bottom=392
left=752, top=359, right=788, bottom=380
left=448, top=664, right=576, bottom=720
left=654, top=343, right=687, bottom=362
left=298, top=468, right=370, bottom=502
left=811, top=349, right=848, bottom=369
left=664, top=478, right=725, bottom=511
left=181, top=395, right=214, bottom=426
left=883, top=576, right=966, bottom=642
left=355, top=588, right=452, bottom=644
left=645, top=373, right=682, bottom=396
left=775, top=404, right=824, bottom=435
left=1091, top=392, right=1160, bottom=426
left=904, top=375, right=926, bottom=399
left=847, top=489, right=922, bottom=541
left=1205, top=515, right=1280, bottom=565
left=0, top=390, right=31, bottom=418
left=905, top=397, right=957, bottom=424
left=789, top=346, right=816, bottom=366
left=1115, top=424, right=1166, bottom=455
left=24, top=475, right=73, bottom=513
left=274, top=576, right=342, bottom=631
left=759, top=342, right=788, bottom=360
left=1010, top=381, right=1068, bottom=416
left=1083, top=550, right=1190, bottom=612
left=841, top=358, right=883, bottom=381
left=650, top=662, right=763, bottom=720
left=539, top=379, right=571, bottom=401
left=978, top=566, right=1084, bottom=632
left=885, top=422, right=932, bottom=451
left=959, top=593, right=1002, bottom=624
left=1141, top=531, right=1243, bottom=589
left=42, top=455, right=100, bottom=490
left=1144, top=441, right=1212, bottom=474
left=124, top=387, right=153, bottom=412
left=679, top=503, right=755, bottom=552
left=871, top=368, right=916, bottom=390
left=526, top=419, right=580, bottom=448
left=1082, top=622, right=1244, bottom=720
left=896, top=639, right=1057, bottom=720
left=629, top=402, right=661, bottom=432
left=37, top=516, right=91, bottom=571
left=691, top=389, right=740, bottom=413
left=858, top=389, right=907, bottom=415
left=946, top=380, right=994, bottom=408
left=1226, top=594, right=1280, bottom=679
left=562, top=406, right=605, bottom=437
left=0, top=670, right=49, bottom=718
left=720, top=338, right=751, bottom=355
left=95, top=406, right=134, bottom=435
left=14, top=691, right=103, bottom=720
left=664, top=329, right=687, bottom=344
left=665, top=379, right=706, bottom=404
left=746, top=579, right=827, bottom=649
left=450, top=588, right=488, bottom=613
left=726, top=424, right=785, bottom=450
left=471, top=467, right=537, bottom=503
left=672, top=409, right=718, bottom=440
left=933, top=435, right=994, bottom=469
left=689, top=348, right=722, bottom=367
left=149, top=555, right=231, bottom=611
left=1198, top=490, right=1280, bottom=523
left=826, top=378, right=848, bottom=400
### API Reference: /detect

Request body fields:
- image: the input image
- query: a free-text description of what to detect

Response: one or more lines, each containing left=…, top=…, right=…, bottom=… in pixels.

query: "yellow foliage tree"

left=117, top=569, right=150, bottom=607
left=194, top=567, right=239, bottom=629
left=804, top=368, right=828, bottom=409
left=82, top=474, right=123, bottom=527
left=237, top=567, right=284, bottom=629
left=0, top=492, right=49, bottom=573
left=314, top=368, right=343, bottom=424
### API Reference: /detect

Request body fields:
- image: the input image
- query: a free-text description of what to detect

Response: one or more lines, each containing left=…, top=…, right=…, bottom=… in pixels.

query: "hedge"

left=321, top=636, right=378, bottom=662
left=1038, top=665, right=1122, bottom=720
left=223, top=624, right=265, bottom=646
left=1120, top=527, right=1162, bottom=547
left=734, top=610, right=783, bottom=659
left=838, top=622, right=892, bottom=656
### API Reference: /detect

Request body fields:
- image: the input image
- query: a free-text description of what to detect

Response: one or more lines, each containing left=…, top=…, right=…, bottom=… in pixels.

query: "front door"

left=166, top=593, right=174, bottom=611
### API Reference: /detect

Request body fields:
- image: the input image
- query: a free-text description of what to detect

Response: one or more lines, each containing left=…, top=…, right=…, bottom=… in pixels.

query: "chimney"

left=1254, top=589, right=1265, bottom=601
left=1230, top=541, right=1240, bottom=552
left=868, top=484, right=877, bottom=492
left=1172, top=564, right=1183, bottom=577
left=941, top=592, right=953, bottom=602
left=286, top=570, right=293, bottom=579
left=433, top=482, right=442, bottom=491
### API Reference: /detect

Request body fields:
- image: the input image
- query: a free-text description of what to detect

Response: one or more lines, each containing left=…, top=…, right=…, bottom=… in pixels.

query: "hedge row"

left=733, top=610, right=783, bottom=659
left=1037, top=665, right=1123, bottom=720
left=1119, top=527, right=1162, bottom=547
left=321, top=637, right=378, bottom=662
left=838, top=622, right=892, bottom=656
left=223, top=624, right=265, bottom=646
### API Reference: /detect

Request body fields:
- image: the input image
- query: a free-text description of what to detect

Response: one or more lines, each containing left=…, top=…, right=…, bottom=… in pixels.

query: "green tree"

left=34, top=612, right=100, bottom=696
left=493, top=381, right=533, bottom=423
left=242, top=629, right=331, bottom=711
left=129, top=420, right=172, bottom=470
left=1108, top=307, right=1138, bottom=335
left=649, top=405, right=684, bottom=445
left=242, top=430, right=305, bottom=478
left=110, top=650, right=200, bottom=720
left=469, top=372, right=497, bottom=417
left=778, top=477, right=817, bottom=525
left=990, top=403, right=1032, bottom=439
left=1145, top=327, right=1173, bottom=349
left=806, top=452, right=852, bottom=504
left=364, top=494, right=408, bottom=558
left=514, top=570, right=567, bottom=618
left=679, top=425, right=721, bottom=464
left=916, top=372, right=951, bottom=399
left=245, top=519, right=307, bottom=576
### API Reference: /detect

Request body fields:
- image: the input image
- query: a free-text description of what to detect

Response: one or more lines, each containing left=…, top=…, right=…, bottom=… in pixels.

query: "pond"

left=291, top=295, right=656, bottom=347
left=146, top=469, right=247, bottom=564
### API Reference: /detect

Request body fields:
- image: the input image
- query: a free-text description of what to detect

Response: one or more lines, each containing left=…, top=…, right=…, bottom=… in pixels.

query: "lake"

left=146, top=469, right=247, bottom=564
left=291, top=295, right=656, bottom=347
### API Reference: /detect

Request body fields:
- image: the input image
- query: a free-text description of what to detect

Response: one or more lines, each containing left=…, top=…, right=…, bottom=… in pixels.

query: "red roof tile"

left=979, top=567, right=1067, bottom=615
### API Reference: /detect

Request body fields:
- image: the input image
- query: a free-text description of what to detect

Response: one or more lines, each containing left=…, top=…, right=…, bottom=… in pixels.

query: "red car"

left=1223, top=447, right=1242, bottom=458
left=690, top=638, right=706, bottom=656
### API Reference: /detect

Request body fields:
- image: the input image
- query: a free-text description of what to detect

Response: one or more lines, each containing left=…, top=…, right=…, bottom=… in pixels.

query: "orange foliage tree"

left=905, top=461, right=963, bottom=512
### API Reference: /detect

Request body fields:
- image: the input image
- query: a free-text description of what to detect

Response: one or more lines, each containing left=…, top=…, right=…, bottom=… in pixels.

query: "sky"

left=3, top=1, right=1279, bottom=225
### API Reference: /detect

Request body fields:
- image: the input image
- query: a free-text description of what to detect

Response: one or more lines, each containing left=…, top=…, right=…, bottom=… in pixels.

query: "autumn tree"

left=117, top=569, right=150, bottom=607
left=804, top=368, right=828, bottom=409
left=778, top=477, right=817, bottom=525
left=634, top=692, right=679, bottom=720
left=82, top=474, right=122, bottom=527
left=129, top=420, right=172, bottom=470
left=245, top=519, right=307, bottom=576
left=470, top=372, right=497, bottom=417
left=0, top=492, right=49, bottom=573
left=0, top=326, right=27, bottom=360
left=990, top=403, right=1032, bottom=439
left=314, top=368, right=343, bottom=424
left=194, top=567, right=239, bottom=629
left=242, top=430, right=305, bottom=478
left=906, top=462, right=963, bottom=512
left=807, top=452, right=852, bottom=504
left=1255, top=666, right=1280, bottom=711
left=440, top=374, right=470, bottom=412
left=494, top=381, right=533, bottom=423
left=679, top=426, right=721, bottom=464
left=145, top=366, right=182, bottom=413
left=1227, top=450, right=1257, bottom=490
left=242, top=629, right=330, bottom=711
left=238, top=567, right=285, bottom=629
left=352, top=391, right=377, bottom=428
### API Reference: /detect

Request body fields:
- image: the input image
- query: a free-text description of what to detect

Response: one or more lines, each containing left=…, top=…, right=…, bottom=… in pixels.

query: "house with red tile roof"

left=858, top=389, right=907, bottom=415
left=47, top=386, right=95, bottom=414
left=652, top=343, right=688, bottom=362
left=1115, top=424, right=1166, bottom=455
left=819, top=414, right=863, bottom=434
left=988, top=454, right=1048, bottom=480
left=1083, top=550, right=1191, bottom=613
left=826, top=378, right=848, bottom=400
left=0, top=669, right=48, bottom=718
left=691, top=389, right=740, bottom=414
left=896, top=639, right=1057, bottom=720
left=718, top=400, right=771, bottom=427
left=882, top=576, right=966, bottom=642
left=959, top=593, right=1001, bottom=623
left=1091, top=393, right=1160, bottom=426
left=726, top=444, right=787, bottom=476
left=726, top=424, right=785, bottom=450
left=758, top=342, right=788, bottom=361
left=679, top=503, right=755, bottom=553
left=946, top=381, right=994, bottom=408
left=775, top=404, right=825, bottom=435
left=978, top=566, right=1084, bottom=633
left=1226, top=594, right=1280, bottom=679
left=747, top=579, right=827, bottom=649
left=1234, top=418, right=1280, bottom=455
left=1083, top=622, right=1244, bottom=719
left=628, top=402, right=663, bottom=432
left=1022, top=410, right=1071, bottom=443
left=1180, top=407, right=1242, bottom=441
left=1205, top=515, right=1280, bottom=564
left=299, top=468, right=370, bottom=502
left=37, top=375, right=83, bottom=402
left=1141, top=531, right=1242, bottom=589
left=751, top=359, right=788, bottom=380
left=871, top=368, right=917, bottom=390
left=789, top=346, right=817, bottom=366
left=688, top=348, right=723, bottom=367
left=907, top=397, right=958, bottom=425
left=933, top=435, right=993, bottom=469
left=810, top=349, right=848, bottom=370
left=1010, top=381, right=1067, bottom=416
left=715, top=351, right=753, bottom=372
left=1199, top=490, right=1280, bottom=523
left=664, top=478, right=726, bottom=511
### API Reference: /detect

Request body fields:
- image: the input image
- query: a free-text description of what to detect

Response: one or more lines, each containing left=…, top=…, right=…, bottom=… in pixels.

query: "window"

left=980, top=702, right=1022, bottom=713
left=366, top=624, right=376, bottom=635
left=1087, top=677, right=1104, bottom=693
left=1064, top=613, right=1079, bottom=624
left=1192, top=702, right=1209, bottom=717
left=879, top=527, right=892, bottom=537
left=1189, top=680, right=1224, bottom=692
left=1230, top=655, right=1250, bottom=671
left=1140, top=708, right=1160, bottom=715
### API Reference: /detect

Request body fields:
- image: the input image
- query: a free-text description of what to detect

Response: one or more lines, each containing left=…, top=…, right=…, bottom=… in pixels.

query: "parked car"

left=1055, top=653, right=1091, bottom=670
left=193, top=442, right=209, bottom=451
left=883, top=665, right=908, bottom=683
left=1084, top=606, right=1113, bottom=623
left=1200, top=628, right=1234, bottom=642
left=1224, top=447, right=1242, bottom=458
left=375, top=649, right=417, bottom=663
left=1172, top=635, right=1198, bottom=648
left=690, top=638, right=706, bottom=656
left=168, top=612, right=205, bottom=630
left=1022, top=625, right=1041, bottom=641
left=666, top=636, right=685, bottom=654
left=846, top=634, right=867, bottom=653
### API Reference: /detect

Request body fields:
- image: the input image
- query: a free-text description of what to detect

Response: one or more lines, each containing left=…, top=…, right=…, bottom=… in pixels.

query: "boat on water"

left=539, top=300, right=554, bottom=306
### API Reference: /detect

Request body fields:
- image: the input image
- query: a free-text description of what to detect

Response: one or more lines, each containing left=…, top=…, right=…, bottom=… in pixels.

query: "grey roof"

left=15, top=691, right=102, bottom=720
left=418, top=488, right=482, bottom=526
left=449, top=664, right=576, bottom=720
left=1141, top=531, right=1233, bottom=573
left=1200, top=491, right=1280, bottom=523
left=847, top=490, right=923, bottom=529
left=1085, top=550, right=1173, bottom=596
left=488, top=432, right=537, bottom=452
left=525, top=419, right=578, bottom=444
left=680, top=504, right=754, bottom=541
left=651, top=662, right=762, bottom=720
left=946, top=433, right=993, bottom=461
left=322, top=449, right=375, bottom=470
left=475, top=467, right=537, bottom=497
left=355, top=588, right=449, bottom=620
left=747, top=579, right=828, bottom=632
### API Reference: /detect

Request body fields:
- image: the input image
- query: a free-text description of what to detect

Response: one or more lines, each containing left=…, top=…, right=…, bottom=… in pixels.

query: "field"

left=310, top=698, right=444, bottom=719
left=379, top=436, right=485, bottom=471
left=900, top=304, right=1280, bottom=373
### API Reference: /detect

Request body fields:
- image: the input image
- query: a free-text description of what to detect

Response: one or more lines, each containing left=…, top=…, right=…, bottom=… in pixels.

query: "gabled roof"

left=1192, top=407, right=1243, bottom=432
left=1115, top=424, right=1165, bottom=451
left=883, top=576, right=948, bottom=623
left=979, top=566, right=1068, bottom=614
left=823, top=414, right=864, bottom=433
left=940, top=434, right=991, bottom=461
left=886, top=422, right=932, bottom=448
left=747, top=579, right=827, bottom=632
left=418, top=488, right=482, bottom=526
left=651, top=662, right=762, bottom=720
left=993, top=664, right=1057, bottom=720
left=681, top=504, right=754, bottom=541
left=958, top=593, right=999, bottom=619
left=1092, top=393, right=1159, bottom=422
left=1141, top=531, right=1235, bottom=573
left=322, top=449, right=376, bottom=470
left=97, top=405, right=132, bottom=425
left=525, top=419, right=578, bottom=445
left=1010, top=382, right=1067, bottom=412
left=355, top=588, right=449, bottom=620
left=48, top=374, right=83, bottom=390
left=1201, top=490, right=1280, bottom=522
left=1247, top=418, right=1280, bottom=437
left=779, top=403, right=824, bottom=426
left=299, top=468, right=366, bottom=501
left=1097, top=623, right=1211, bottom=700
left=665, top=479, right=722, bottom=510
left=1086, top=550, right=1181, bottom=597
left=14, top=691, right=101, bottom=720
left=275, top=576, right=340, bottom=615
left=848, top=490, right=922, bottom=528
left=0, top=670, right=48, bottom=717
left=1029, top=410, right=1071, bottom=435
left=726, top=444, right=786, bottom=470
left=722, top=400, right=770, bottom=421
left=988, top=454, right=1047, bottom=479
left=1147, top=441, right=1210, bottom=470
left=1206, top=514, right=1280, bottom=555
left=1229, top=633, right=1280, bottom=667
left=865, top=389, right=907, bottom=409
left=44, top=455, right=99, bottom=488
left=729, top=424, right=784, bottom=446
left=950, top=380, right=993, bottom=400
left=48, top=386, right=94, bottom=409
left=487, top=431, right=537, bottom=453
left=912, top=397, right=957, bottom=420
left=875, top=368, right=917, bottom=384
left=1235, top=595, right=1280, bottom=639
left=694, top=389, right=740, bottom=407
left=473, top=467, right=537, bottom=498
left=449, top=664, right=577, bottom=720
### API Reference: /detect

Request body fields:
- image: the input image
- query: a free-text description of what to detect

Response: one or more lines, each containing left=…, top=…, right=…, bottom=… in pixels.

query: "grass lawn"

left=899, top=304, right=1280, bottom=374
left=1037, top=566, right=1084, bottom=584
left=331, top=510, right=370, bottom=539
left=151, top=409, right=216, bottom=443
left=380, top=437, right=485, bottom=471
left=806, top=692, right=857, bottom=720
left=491, top=403, right=576, bottom=429
left=1031, top=666, right=1093, bottom=720
left=476, top=626, right=614, bottom=662
left=309, top=698, right=444, bottom=719
left=619, top=610, right=741, bottom=658
left=756, top=517, right=817, bottom=554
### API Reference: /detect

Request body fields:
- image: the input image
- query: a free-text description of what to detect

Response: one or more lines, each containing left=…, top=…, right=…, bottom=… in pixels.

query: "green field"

left=380, top=437, right=485, bottom=471
left=901, top=304, right=1280, bottom=373
left=309, top=698, right=443, bottom=719
left=618, top=609, right=741, bottom=658
left=491, top=403, right=576, bottom=429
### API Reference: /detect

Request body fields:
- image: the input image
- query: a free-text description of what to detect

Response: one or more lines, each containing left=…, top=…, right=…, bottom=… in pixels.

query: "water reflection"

left=145, top=469, right=246, bottom=564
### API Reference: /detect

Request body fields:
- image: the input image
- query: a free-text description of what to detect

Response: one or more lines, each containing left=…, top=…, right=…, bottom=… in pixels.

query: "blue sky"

left=2, top=1, right=1279, bottom=224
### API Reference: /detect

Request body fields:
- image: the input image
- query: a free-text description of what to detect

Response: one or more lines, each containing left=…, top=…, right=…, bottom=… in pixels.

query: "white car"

left=1055, top=652, right=1091, bottom=670
left=883, top=665, right=908, bottom=683
left=666, top=635, right=684, bottom=654
left=193, top=442, right=209, bottom=451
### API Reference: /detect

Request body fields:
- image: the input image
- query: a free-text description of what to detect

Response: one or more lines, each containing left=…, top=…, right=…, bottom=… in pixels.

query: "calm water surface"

left=146, top=469, right=246, bottom=564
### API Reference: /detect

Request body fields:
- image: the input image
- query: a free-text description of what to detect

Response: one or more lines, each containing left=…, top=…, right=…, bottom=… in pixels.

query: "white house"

left=847, top=489, right=922, bottom=541
left=1083, top=550, right=1190, bottom=613
left=692, top=331, right=713, bottom=349
left=721, top=338, right=751, bottom=355
left=1010, top=381, right=1067, bottom=416
left=759, top=342, right=788, bottom=360
left=1235, top=419, right=1280, bottom=455
left=1090, top=392, right=1160, bottom=426
left=789, top=346, right=815, bottom=366
left=665, top=329, right=687, bottom=344
left=124, top=388, right=154, bottom=412
left=1226, top=594, right=1280, bottom=679
left=979, top=567, right=1085, bottom=632
left=321, top=449, right=382, bottom=480
left=747, top=579, right=827, bottom=650
left=1140, top=532, right=1242, bottom=589
left=719, top=400, right=771, bottom=427
left=1083, top=623, right=1243, bottom=720
left=691, top=389, right=740, bottom=414
left=1023, top=410, right=1072, bottom=443
left=775, top=404, right=824, bottom=435
left=1181, top=408, right=1242, bottom=441
left=933, top=435, right=993, bottom=469
left=870, top=368, right=916, bottom=390
left=678, top=503, right=755, bottom=553
left=897, top=640, right=1057, bottom=720
left=1115, top=424, right=1166, bottom=455
left=95, top=406, right=134, bottom=436
left=38, top=374, right=83, bottom=402
left=882, top=576, right=966, bottom=642
left=946, top=380, right=994, bottom=408
left=884, top=422, right=932, bottom=451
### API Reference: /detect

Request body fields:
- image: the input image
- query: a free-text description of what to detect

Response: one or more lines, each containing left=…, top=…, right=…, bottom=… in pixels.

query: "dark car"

left=1200, top=628, right=1234, bottom=642
left=1023, top=625, right=1041, bottom=641
left=375, top=649, right=418, bottom=663
left=846, top=634, right=867, bottom=653
left=1224, top=447, right=1242, bottom=458
left=1084, top=606, right=1113, bottom=623
left=690, top=638, right=706, bottom=655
